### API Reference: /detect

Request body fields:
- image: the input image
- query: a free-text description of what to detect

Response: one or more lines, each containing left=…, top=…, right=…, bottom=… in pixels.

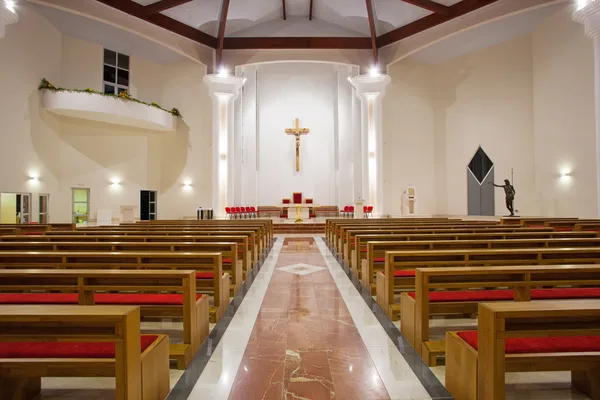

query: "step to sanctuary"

left=274, top=222, right=325, bottom=234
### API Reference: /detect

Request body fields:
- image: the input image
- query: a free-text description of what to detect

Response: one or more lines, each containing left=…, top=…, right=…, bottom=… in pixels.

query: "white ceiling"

left=31, top=3, right=186, bottom=64
left=410, top=2, right=564, bottom=65
left=131, top=0, right=464, bottom=38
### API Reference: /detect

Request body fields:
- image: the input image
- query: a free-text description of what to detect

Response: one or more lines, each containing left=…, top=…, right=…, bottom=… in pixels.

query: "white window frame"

left=103, top=49, right=130, bottom=95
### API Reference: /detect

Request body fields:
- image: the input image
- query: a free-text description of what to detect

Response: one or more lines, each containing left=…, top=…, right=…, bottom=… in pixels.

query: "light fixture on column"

left=29, top=175, right=39, bottom=182
left=0, top=0, right=18, bottom=39
left=218, top=66, right=229, bottom=77
left=368, top=65, right=380, bottom=77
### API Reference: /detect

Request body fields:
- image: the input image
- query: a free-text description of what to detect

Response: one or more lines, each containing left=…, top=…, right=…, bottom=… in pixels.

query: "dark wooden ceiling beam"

left=223, top=37, right=372, bottom=50
left=365, top=0, right=378, bottom=64
left=400, top=0, right=449, bottom=16
left=309, top=0, right=313, bottom=21
left=283, top=0, right=287, bottom=20
left=378, top=0, right=499, bottom=48
left=144, top=0, right=194, bottom=15
left=96, top=0, right=217, bottom=48
left=216, top=0, right=231, bottom=66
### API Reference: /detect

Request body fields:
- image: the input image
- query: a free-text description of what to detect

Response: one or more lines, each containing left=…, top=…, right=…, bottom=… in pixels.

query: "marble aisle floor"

left=184, top=235, right=433, bottom=400
left=227, top=236, right=391, bottom=399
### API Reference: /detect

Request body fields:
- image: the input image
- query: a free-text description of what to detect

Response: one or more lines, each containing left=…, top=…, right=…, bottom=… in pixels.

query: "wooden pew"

left=575, top=222, right=600, bottom=231
left=332, top=221, right=497, bottom=254
left=363, top=236, right=600, bottom=294
left=400, top=264, right=600, bottom=366
left=378, top=246, right=600, bottom=321
left=0, top=223, right=75, bottom=233
left=4, top=233, right=254, bottom=271
left=85, top=224, right=270, bottom=255
left=0, top=241, right=243, bottom=296
left=325, top=218, right=457, bottom=245
left=446, top=300, right=600, bottom=400
left=66, top=228, right=263, bottom=260
left=0, top=305, right=169, bottom=400
left=0, top=269, right=207, bottom=369
left=354, top=230, right=599, bottom=279
left=335, top=224, right=539, bottom=258
left=499, top=217, right=578, bottom=225
left=128, top=219, right=274, bottom=247
left=0, top=251, right=229, bottom=323
left=339, top=226, right=555, bottom=266
left=0, top=228, right=19, bottom=236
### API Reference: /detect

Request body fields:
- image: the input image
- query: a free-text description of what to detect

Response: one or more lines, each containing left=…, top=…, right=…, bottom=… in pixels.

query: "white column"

left=203, top=74, right=245, bottom=218
left=0, top=1, right=18, bottom=39
left=575, top=1, right=600, bottom=217
left=350, top=74, right=391, bottom=217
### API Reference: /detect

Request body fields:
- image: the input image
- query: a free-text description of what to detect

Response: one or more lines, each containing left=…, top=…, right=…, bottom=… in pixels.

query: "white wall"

left=237, top=61, right=357, bottom=207
left=532, top=6, right=597, bottom=217
left=0, top=5, right=212, bottom=222
left=256, top=63, right=337, bottom=205
left=383, top=59, right=436, bottom=216
left=435, top=34, right=537, bottom=216
left=383, top=4, right=597, bottom=218
left=384, top=35, right=537, bottom=217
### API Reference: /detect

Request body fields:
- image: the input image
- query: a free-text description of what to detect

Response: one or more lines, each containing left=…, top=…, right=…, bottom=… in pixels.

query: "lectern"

left=354, top=199, right=365, bottom=219
left=119, top=205, right=137, bottom=223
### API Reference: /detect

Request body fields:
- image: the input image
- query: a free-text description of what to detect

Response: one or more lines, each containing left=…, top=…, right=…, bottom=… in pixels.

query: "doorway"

left=467, top=146, right=495, bottom=216
left=38, top=194, right=49, bottom=223
left=72, top=188, right=90, bottom=224
left=140, top=190, right=157, bottom=221
left=0, top=193, right=31, bottom=224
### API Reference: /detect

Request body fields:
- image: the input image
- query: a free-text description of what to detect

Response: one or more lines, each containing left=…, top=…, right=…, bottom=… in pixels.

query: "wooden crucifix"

left=285, top=118, right=310, bottom=172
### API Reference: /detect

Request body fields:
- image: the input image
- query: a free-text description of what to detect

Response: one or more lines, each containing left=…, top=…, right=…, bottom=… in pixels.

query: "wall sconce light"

left=220, top=153, right=227, bottom=161
left=29, top=175, right=39, bottom=181
left=111, top=178, right=121, bottom=185
left=183, top=180, right=192, bottom=190
left=560, top=172, right=571, bottom=178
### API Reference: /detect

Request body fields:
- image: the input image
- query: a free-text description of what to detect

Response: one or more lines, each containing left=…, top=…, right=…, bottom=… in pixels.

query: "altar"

left=283, top=205, right=310, bottom=221
left=280, top=192, right=316, bottom=222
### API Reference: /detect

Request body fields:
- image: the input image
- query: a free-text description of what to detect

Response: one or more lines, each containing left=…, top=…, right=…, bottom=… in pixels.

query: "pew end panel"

left=445, top=331, right=478, bottom=400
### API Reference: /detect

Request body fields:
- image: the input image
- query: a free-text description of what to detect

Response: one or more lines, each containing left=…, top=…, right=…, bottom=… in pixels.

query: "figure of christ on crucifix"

left=285, top=118, right=310, bottom=172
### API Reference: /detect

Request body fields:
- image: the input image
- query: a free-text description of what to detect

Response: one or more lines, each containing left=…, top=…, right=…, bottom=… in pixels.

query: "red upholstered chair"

left=245, top=207, right=252, bottom=218
left=280, top=198, right=290, bottom=219
left=292, top=192, right=303, bottom=204
left=367, top=206, right=373, bottom=218
left=235, top=206, right=243, bottom=219
left=250, top=206, right=258, bottom=218
left=225, top=207, right=232, bottom=219
left=349, top=206, right=354, bottom=218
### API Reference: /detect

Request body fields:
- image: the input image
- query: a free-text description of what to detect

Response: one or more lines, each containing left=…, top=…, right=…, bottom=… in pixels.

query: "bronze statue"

left=491, top=179, right=516, bottom=216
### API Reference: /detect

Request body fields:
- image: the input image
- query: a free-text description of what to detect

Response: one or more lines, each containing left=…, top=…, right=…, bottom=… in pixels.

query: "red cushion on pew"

left=95, top=293, right=205, bottom=305
left=381, top=270, right=416, bottom=277
left=407, top=288, right=600, bottom=303
left=457, top=331, right=600, bottom=354
left=223, top=258, right=232, bottom=264
left=531, top=288, right=600, bottom=300
left=196, top=272, right=226, bottom=279
left=0, top=335, right=159, bottom=358
left=0, top=293, right=78, bottom=304
left=374, top=258, right=385, bottom=263
left=555, top=227, right=573, bottom=231
left=407, top=289, right=514, bottom=302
